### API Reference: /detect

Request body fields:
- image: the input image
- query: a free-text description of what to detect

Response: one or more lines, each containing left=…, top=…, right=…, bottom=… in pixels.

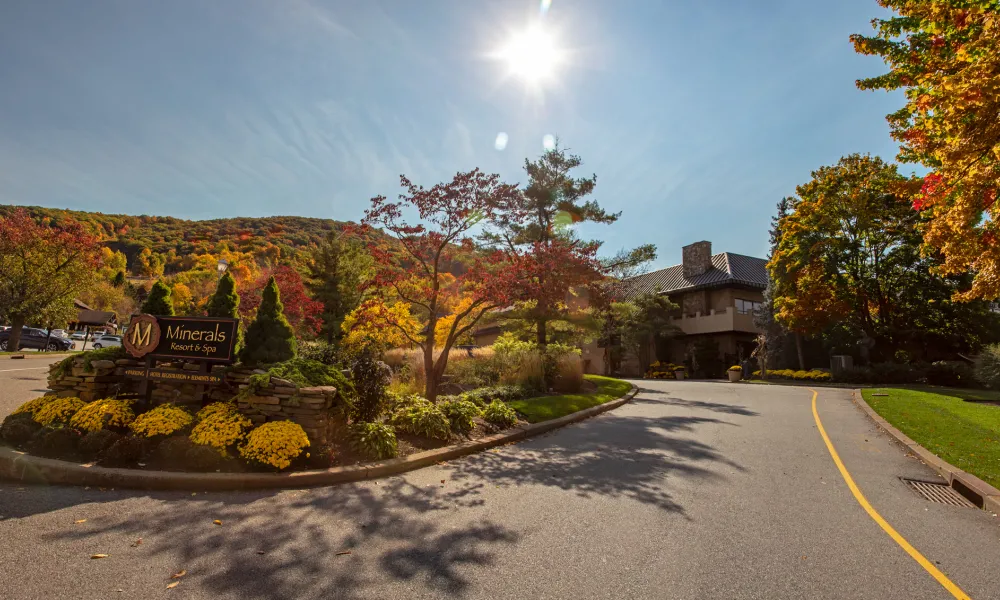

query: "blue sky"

left=0, top=0, right=903, bottom=269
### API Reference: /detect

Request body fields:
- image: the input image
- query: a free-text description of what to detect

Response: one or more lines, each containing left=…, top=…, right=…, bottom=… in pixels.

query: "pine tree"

left=306, top=230, right=368, bottom=343
left=239, top=276, right=296, bottom=365
left=141, top=280, right=174, bottom=316
left=111, top=270, right=127, bottom=288
left=207, top=272, right=242, bottom=354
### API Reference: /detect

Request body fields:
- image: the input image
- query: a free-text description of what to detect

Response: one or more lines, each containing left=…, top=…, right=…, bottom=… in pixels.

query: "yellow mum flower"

left=130, top=404, right=194, bottom=438
left=12, top=396, right=56, bottom=416
left=34, top=397, right=86, bottom=427
left=70, top=399, right=135, bottom=433
left=239, top=421, right=310, bottom=470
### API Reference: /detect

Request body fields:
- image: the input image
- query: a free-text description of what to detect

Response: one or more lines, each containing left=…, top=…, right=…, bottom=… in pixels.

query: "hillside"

left=0, top=205, right=349, bottom=275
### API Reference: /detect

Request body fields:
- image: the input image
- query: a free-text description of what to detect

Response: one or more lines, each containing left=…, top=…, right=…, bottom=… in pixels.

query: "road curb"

left=851, top=389, right=1000, bottom=515
left=0, top=384, right=639, bottom=491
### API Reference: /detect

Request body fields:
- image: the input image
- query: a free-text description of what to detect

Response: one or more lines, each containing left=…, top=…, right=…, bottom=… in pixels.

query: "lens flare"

left=494, top=132, right=509, bottom=150
left=542, top=134, right=555, bottom=151
left=497, top=24, right=563, bottom=84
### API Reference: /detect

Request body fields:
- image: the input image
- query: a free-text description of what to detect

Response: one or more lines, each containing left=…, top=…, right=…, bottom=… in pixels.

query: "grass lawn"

left=861, top=387, right=1000, bottom=489
left=508, top=375, right=632, bottom=423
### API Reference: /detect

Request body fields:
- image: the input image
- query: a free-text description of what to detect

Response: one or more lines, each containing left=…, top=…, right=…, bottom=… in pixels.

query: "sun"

left=497, top=25, right=563, bottom=84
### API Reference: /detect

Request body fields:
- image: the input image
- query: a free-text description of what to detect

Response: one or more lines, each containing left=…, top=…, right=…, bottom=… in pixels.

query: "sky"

left=0, top=0, right=905, bottom=269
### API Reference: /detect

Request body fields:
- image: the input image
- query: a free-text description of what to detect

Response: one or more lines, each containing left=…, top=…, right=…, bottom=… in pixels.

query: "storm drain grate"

left=901, top=478, right=975, bottom=508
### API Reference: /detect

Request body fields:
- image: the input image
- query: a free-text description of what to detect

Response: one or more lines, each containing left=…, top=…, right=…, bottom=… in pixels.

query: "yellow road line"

left=810, top=389, right=971, bottom=600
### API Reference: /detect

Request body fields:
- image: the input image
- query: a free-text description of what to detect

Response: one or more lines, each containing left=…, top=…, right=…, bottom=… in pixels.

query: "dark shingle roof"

left=624, top=252, right=768, bottom=298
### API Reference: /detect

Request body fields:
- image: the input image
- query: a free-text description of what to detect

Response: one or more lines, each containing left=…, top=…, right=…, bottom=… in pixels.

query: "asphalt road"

left=1, top=371, right=999, bottom=599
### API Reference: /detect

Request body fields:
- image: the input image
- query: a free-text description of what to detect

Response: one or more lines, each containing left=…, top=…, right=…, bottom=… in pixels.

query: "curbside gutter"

left=0, top=384, right=639, bottom=492
left=851, top=389, right=1000, bottom=516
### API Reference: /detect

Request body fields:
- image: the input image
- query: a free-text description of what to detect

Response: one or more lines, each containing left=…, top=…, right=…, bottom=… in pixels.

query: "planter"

left=727, top=370, right=742, bottom=382
left=674, top=370, right=685, bottom=380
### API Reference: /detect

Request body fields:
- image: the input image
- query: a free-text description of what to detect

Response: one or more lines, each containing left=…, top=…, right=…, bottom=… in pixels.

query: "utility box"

left=831, top=355, right=854, bottom=375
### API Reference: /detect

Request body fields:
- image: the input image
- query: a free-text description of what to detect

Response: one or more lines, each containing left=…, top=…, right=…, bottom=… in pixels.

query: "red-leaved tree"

left=239, top=266, right=323, bottom=339
left=352, top=169, right=523, bottom=400
left=0, top=209, right=101, bottom=350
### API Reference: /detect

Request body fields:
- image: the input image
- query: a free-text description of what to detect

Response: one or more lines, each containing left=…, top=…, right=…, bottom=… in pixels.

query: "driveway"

left=1, top=377, right=998, bottom=599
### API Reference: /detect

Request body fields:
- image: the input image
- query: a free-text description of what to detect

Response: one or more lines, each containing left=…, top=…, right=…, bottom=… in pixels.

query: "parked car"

left=0, top=327, right=75, bottom=351
left=70, top=332, right=87, bottom=341
left=48, top=329, right=68, bottom=338
left=91, top=334, right=122, bottom=349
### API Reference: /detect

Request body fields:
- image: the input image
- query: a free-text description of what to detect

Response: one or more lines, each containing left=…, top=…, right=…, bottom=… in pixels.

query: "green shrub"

left=975, top=344, right=1000, bottom=389
left=79, top=429, right=123, bottom=461
left=206, top=272, right=242, bottom=354
left=184, top=443, right=228, bottom=472
left=246, top=358, right=356, bottom=415
left=101, top=435, right=145, bottom=467
left=482, top=400, right=518, bottom=428
left=141, top=279, right=175, bottom=316
left=53, top=346, right=127, bottom=378
left=349, top=348, right=391, bottom=422
left=926, top=361, right=976, bottom=388
left=390, top=400, right=451, bottom=440
left=1, top=413, right=42, bottom=446
left=155, top=435, right=196, bottom=465
left=240, top=276, right=296, bottom=365
left=28, top=426, right=83, bottom=459
left=348, top=423, right=398, bottom=460
left=462, top=384, right=531, bottom=407
left=439, top=398, right=482, bottom=435
left=298, top=341, right=344, bottom=366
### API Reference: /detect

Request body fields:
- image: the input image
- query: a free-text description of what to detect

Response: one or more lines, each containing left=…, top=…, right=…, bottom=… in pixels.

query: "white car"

left=91, top=334, right=123, bottom=349
left=49, top=329, right=68, bottom=338
left=70, top=332, right=87, bottom=341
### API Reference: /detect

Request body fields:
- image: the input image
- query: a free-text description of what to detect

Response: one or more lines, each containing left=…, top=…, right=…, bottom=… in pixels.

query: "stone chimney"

left=682, top=241, right=712, bottom=279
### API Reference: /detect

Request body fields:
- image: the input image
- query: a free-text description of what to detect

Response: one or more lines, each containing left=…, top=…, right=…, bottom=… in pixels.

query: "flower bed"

left=645, top=361, right=687, bottom=379
left=751, top=369, right=832, bottom=382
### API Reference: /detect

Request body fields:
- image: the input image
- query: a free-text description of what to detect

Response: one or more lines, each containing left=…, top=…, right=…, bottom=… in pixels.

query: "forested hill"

left=0, top=205, right=350, bottom=275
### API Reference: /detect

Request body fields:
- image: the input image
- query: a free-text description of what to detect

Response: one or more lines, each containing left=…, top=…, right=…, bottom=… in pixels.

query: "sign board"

left=123, top=366, right=224, bottom=385
left=124, top=314, right=238, bottom=363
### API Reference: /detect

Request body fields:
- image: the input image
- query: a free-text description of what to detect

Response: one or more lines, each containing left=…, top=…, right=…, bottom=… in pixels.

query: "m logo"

left=124, top=314, right=161, bottom=358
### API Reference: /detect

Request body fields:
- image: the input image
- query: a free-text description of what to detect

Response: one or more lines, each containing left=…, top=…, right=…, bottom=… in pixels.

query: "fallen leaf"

left=172, top=570, right=187, bottom=579
left=167, top=581, right=179, bottom=590
left=256, top=550, right=265, bottom=555
left=336, top=550, right=352, bottom=556
left=213, top=519, right=222, bottom=526
left=440, top=480, right=445, bottom=484
left=91, top=554, right=109, bottom=559
left=191, top=492, right=197, bottom=496
left=74, top=519, right=87, bottom=524
left=131, top=538, right=142, bottom=547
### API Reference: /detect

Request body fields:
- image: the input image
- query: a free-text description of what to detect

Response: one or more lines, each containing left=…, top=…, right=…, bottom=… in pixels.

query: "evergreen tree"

left=240, top=276, right=296, bottom=365
left=206, top=272, right=240, bottom=318
left=141, top=280, right=174, bottom=316
left=206, top=272, right=243, bottom=354
left=112, top=270, right=127, bottom=288
left=306, top=230, right=369, bottom=343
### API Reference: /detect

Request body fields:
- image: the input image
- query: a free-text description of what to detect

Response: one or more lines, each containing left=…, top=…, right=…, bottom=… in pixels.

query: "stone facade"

left=681, top=240, right=712, bottom=279
left=45, top=358, right=342, bottom=445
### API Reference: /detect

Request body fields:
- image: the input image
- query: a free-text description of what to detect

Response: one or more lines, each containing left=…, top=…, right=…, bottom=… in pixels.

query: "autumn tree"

left=0, top=209, right=101, bottom=350
left=852, top=2, right=1000, bottom=299
left=355, top=169, right=523, bottom=400
left=306, top=230, right=370, bottom=343
left=341, top=299, right=421, bottom=352
left=170, top=282, right=194, bottom=315
left=770, top=154, right=999, bottom=362
left=482, top=144, right=654, bottom=346
left=240, top=266, right=323, bottom=339
left=141, top=280, right=174, bottom=316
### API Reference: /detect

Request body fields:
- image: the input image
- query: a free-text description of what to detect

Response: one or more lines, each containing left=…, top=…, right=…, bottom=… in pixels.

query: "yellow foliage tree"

left=341, top=299, right=422, bottom=352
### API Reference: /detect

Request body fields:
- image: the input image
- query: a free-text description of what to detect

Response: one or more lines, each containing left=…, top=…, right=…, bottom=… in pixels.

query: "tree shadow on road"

left=446, top=410, right=746, bottom=516
left=632, top=388, right=760, bottom=416
left=32, top=478, right=518, bottom=599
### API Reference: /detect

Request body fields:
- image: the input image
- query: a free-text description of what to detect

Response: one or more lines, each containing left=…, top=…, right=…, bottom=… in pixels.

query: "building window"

left=736, top=298, right=762, bottom=315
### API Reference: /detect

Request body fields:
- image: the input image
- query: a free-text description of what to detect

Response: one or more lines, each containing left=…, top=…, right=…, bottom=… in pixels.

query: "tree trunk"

left=43, top=322, right=53, bottom=352
left=536, top=318, right=547, bottom=347
left=795, top=333, right=806, bottom=370
left=7, top=315, right=25, bottom=351
left=423, top=343, right=437, bottom=402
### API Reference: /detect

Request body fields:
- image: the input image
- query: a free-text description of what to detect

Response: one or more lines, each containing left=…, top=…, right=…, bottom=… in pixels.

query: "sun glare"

left=497, top=25, right=563, bottom=84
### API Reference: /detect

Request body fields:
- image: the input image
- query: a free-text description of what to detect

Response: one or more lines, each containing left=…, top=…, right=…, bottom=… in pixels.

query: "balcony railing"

left=669, top=306, right=760, bottom=335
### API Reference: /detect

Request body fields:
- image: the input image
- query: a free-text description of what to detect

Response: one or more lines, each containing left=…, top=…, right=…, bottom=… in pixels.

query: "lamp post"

left=217, top=259, right=229, bottom=279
